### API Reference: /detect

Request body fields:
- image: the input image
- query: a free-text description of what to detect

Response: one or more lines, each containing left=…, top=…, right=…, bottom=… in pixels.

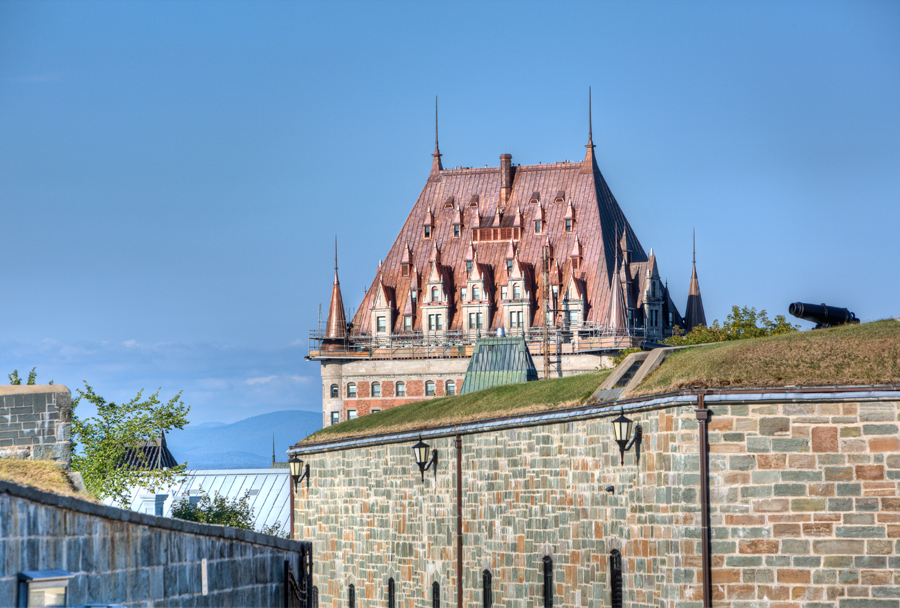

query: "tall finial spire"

left=428, top=96, right=443, bottom=181
left=272, top=433, right=275, bottom=466
left=588, top=86, right=593, bottom=144
left=692, top=228, right=696, bottom=266
left=334, top=236, right=339, bottom=284
left=581, top=87, right=598, bottom=173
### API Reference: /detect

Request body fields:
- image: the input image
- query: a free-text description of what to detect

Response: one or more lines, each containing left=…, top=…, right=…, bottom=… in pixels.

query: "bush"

left=171, top=491, right=254, bottom=530
left=665, top=306, right=799, bottom=346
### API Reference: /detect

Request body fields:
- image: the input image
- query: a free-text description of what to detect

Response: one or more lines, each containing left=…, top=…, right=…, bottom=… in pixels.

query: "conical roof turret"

left=428, top=96, right=443, bottom=181
left=323, top=238, right=348, bottom=347
left=684, top=230, right=707, bottom=331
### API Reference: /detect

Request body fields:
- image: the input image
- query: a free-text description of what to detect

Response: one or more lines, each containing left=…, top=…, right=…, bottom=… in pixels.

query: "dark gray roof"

left=459, top=336, right=539, bottom=394
left=119, top=432, right=178, bottom=470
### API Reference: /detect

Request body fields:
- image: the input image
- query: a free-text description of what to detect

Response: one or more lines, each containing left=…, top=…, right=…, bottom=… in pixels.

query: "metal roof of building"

left=459, top=335, right=539, bottom=394
left=118, top=431, right=178, bottom=470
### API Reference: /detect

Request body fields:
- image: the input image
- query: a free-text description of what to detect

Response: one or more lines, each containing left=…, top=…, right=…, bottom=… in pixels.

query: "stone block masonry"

left=0, top=385, right=71, bottom=464
left=0, top=479, right=306, bottom=607
left=292, top=389, right=900, bottom=608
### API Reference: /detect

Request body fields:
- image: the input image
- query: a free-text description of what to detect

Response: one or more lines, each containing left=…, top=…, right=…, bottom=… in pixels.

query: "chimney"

left=500, top=154, right=513, bottom=208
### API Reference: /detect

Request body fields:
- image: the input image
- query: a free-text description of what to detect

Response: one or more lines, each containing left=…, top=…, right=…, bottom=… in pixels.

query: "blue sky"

left=1, top=1, right=898, bottom=425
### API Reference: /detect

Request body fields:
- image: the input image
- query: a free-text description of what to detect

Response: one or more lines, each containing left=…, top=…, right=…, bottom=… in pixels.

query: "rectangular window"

left=506, top=260, right=513, bottom=273
left=477, top=312, right=483, bottom=329
left=401, top=263, right=409, bottom=277
left=565, top=219, right=572, bottom=232
left=513, top=284, right=521, bottom=299
left=466, top=261, right=472, bottom=273
left=155, top=495, right=166, bottom=517
left=472, top=286, right=480, bottom=300
left=376, top=316, right=386, bottom=332
left=509, top=311, right=518, bottom=328
left=461, top=288, right=467, bottom=301
left=534, top=220, right=542, bottom=233
left=436, top=315, right=443, bottom=330
left=371, top=408, right=381, bottom=414
left=469, top=313, right=476, bottom=330
left=453, top=225, right=460, bottom=238
left=429, top=315, right=436, bottom=331
left=404, top=316, right=412, bottom=331
left=331, top=411, right=340, bottom=425
left=347, top=410, right=357, bottom=421
left=568, top=310, right=578, bottom=325
left=501, top=286, right=508, bottom=300
left=424, top=226, right=432, bottom=238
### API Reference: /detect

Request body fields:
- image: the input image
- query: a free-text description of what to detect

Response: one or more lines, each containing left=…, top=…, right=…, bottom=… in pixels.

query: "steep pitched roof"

left=119, top=432, right=178, bottom=470
left=684, top=231, right=707, bottom=331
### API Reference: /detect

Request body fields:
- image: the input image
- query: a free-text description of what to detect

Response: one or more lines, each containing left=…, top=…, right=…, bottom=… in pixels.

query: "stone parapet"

left=0, top=385, right=71, bottom=465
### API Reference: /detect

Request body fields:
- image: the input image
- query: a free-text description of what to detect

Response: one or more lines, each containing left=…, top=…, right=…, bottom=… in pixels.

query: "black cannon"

left=789, top=302, right=859, bottom=329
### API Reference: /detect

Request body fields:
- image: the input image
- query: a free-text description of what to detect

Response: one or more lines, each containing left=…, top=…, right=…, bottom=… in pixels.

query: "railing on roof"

left=308, top=323, right=674, bottom=360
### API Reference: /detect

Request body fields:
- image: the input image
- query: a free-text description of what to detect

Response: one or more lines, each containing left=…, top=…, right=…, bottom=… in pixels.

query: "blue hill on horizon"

left=165, top=409, right=322, bottom=470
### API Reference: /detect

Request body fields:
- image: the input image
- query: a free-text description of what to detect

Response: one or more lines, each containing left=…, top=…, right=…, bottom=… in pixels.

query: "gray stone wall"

left=293, top=390, right=900, bottom=608
left=0, top=479, right=305, bottom=607
left=0, top=385, right=71, bottom=465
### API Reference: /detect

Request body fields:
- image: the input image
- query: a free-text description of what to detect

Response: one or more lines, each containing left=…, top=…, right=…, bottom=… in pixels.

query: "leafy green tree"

left=71, top=383, right=190, bottom=505
left=8, top=368, right=50, bottom=385
left=665, top=305, right=800, bottom=346
left=171, top=491, right=255, bottom=530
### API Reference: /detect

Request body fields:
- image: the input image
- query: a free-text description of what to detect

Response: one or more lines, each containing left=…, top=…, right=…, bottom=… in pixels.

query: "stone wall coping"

left=290, top=386, right=900, bottom=455
left=0, top=385, right=70, bottom=396
left=0, top=478, right=306, bottom=552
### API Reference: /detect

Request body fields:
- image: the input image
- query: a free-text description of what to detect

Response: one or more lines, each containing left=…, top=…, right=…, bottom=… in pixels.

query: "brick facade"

left=293, top=390, right=900, bottom=608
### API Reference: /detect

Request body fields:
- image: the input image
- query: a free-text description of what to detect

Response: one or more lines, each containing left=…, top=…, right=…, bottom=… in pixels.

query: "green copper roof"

left=459, top=336, right=539, bottom=394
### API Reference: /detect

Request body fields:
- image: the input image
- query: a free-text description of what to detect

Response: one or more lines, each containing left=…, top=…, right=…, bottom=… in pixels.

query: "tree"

left=664, top=305, right=800, bottom=346
left=70, top=383, right=190, bottom=505
left=171, top=490, right=289, bottom=538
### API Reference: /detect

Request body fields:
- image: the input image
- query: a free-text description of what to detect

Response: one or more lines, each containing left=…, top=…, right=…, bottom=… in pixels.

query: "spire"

left=606, top=245, right=627, bottom=331
left=581, top=86, right=599, bottom=174
left=271, top=434, right=275, bottom=467
left=684, top=229, right=707, bottom=331
left=428, top=96, right=443, bottom=181
left=323, top=237, right=348, bottom=347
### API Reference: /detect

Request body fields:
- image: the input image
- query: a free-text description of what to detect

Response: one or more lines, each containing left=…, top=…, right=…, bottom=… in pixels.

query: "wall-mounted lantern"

left=18, top=570, right=73, bottom=608
left=611, top=409, right=643, bottom=465
left=412, top=437, right=438, bottom=482
left=289, top=456, right=310, bottom=488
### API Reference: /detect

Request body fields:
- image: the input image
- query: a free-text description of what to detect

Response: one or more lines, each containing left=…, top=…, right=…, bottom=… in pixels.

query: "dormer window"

left=513, top=284, right=521, bottom=299
left=411, top=290, right=417, bottom=305
left=461, top=287, right=467, bottom=301
left=404, top=316, right=412, bottom=331
left=534, top=220, right=542, bottom=234
left=431, top=286, right=439, bottom=302
left=424, top=226, right=432, bottom=239
left=469, top=194, right=479, bottom=207
left=401, top=263, right=410, bottom=277
left=376, top=316, right=387, bottom=333
left=501, top=286, right=508, bottom=299
left=572, top=257, right=580, bottom=270
left=472, top=286, right=481, bottom=300
left=466, top=261, right=472, bottom=274
left=530, top=192, right=540, bottom=204
left=565, top=219, right=572, bottom=232
left=506, top=260, right=513, bottom=273
left=444, top=196, right=454, bottom=209
left=453, top=225, right=460, bottom=238
left=555, top=190, right=565, bottom=203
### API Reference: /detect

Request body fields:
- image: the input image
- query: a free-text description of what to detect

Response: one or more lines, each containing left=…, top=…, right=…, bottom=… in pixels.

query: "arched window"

left=396, top=381, right=406, bottom=397
left=431, top=286, right=439, bottom=302
left=543, top=556, right=553, bottom=608
left=432, top=581, right=440, bottom=608
left=609, top=550, right=622, bottom=608
left=425, top=381, right=435, bottom=396
left=347, top=383, right=357, bottom=398
left=372, top=382, right=381, bottom=398
left=388, top=578, right=395, bottom=608
left=446, top=380, right=456, bottom=396
left=330, top=384, right=338, bottom=398
left=482, top=570, right=492, bottom=608
left=348, top=584, right=355, bottom=608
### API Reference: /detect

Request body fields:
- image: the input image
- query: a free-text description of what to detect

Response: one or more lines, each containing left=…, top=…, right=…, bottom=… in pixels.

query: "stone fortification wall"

left=0, top=385, right=71, bottom=464
left=0, top=479, right=305, bottom=607
left=292, top=389, right=900, bottom=608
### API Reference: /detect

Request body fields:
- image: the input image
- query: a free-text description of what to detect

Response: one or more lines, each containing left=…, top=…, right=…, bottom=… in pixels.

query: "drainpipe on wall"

left=289, top=478, right=295, bottom=541
left=456, top=434, right=463, bottom=608
left=695, top=393, right=712, bottom=608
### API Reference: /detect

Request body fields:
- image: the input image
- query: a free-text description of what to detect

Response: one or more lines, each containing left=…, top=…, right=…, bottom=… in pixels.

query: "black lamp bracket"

left=616, top=424, right=643, bottom=465
left=294, top=464, right=310, bottom=489
left=419, top=450, right=438, bottom=482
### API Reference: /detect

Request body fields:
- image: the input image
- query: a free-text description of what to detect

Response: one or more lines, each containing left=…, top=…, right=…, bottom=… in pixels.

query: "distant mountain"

left=166, top=409, right=322, bottom=470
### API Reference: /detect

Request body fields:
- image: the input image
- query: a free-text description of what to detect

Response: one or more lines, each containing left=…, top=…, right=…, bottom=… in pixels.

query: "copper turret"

left=321, top=238, right=348, bottom=351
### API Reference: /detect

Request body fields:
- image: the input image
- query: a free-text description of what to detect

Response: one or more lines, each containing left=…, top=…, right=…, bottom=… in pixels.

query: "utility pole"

left=542, top=245, right=550, bottom=380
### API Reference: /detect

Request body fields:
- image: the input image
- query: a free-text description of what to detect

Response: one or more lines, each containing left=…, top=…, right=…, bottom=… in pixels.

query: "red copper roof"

left=347, top=140, right=652, bottom=335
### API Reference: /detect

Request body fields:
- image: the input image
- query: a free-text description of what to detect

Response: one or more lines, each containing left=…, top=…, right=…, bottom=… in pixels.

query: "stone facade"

left=320, top=354, right=610, bottom=427
left=292, top=389, right=900, bottom=608
left=0, top=385, right=71, bottom=465
left=0, top=478, right=306, bottom=607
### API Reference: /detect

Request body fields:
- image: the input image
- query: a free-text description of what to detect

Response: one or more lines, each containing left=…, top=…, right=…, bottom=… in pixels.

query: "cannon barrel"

left=789, top=302, right=858, bottom=328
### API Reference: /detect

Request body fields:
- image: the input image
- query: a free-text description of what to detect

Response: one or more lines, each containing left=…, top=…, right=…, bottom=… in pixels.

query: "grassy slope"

left=633, top=319, right=900, bottom=395
left=0, top=458, right=94, bottom=499
left=303, top=369, right=611, bottom=443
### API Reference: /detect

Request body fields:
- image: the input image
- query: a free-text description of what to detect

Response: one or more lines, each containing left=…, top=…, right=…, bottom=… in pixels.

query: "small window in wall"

left=377, top=316, right=387, bottom=333
left=446, top=380, right=456, bottom=396
left=609, top=550, right=623, bottom=608
left=396, top=381, right=406, bottom=397
left=466, top=261, right=472, bottom=273
left=534, top=220, right=542, bottom=234
left=425, top=381, right=435, bottom=396
left=429, top=315, right=436, bottom=331
left=372, top=382, right=381, bottom=397
left=436, top=315, right=443, bottom=330
left=330, top=384, right=339, bottom=398
left=476, top=312, right=483, bottom=329
left=347, top=383, right=357, bottom=398
left=473, top=286, right=481, bottom=300
left=347, top=410, right=357, bottom=421
left=543, top=557, right=553, bottom=608
left=453, top=225, right=460, bottom=238
left=431, top=286, right=439, bottom=302
left=424, top=226, right=432, bottom=239
left=432, top=581, right=440, bottom=608
left=402, top=263, right=410, bottom=277
left=388, top=579, right=395, bottom=608
left=568, top=310, right=579, bottom=326
left=513, top=284, right=521, bottom=299
left=371, top=408, right=381, bottom=414
left=349, top=584, right=356, bottom=608
left=501, top=286, right=508, bottom=300
left=469, top=313, right=476, bottom=330
left=461, top=288, right=467, bottom=301
left=565, top=219, right=572, bottom=232
left=404, top=316, right=412, bottom=331
left=482, top=570, right=492, bottom=608
left=155, top=494, right=166, bottom=516
left=506, top=260, right=513, bottom=273
left=331, top=412, right=340, bottom=426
